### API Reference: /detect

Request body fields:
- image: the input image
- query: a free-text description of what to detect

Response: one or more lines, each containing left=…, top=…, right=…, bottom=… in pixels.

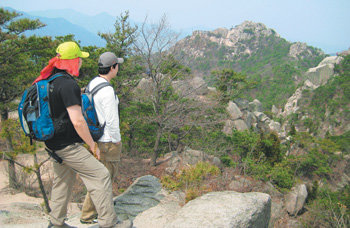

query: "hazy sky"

left=2, top=0, right=349, bottom=53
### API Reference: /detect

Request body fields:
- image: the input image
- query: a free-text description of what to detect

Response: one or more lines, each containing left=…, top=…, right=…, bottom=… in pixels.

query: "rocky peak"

left=197, top=21, right=277, bottom=47
left=230, top=20, right=277, bottom=39
left=178, top=21, right=282, bottom=61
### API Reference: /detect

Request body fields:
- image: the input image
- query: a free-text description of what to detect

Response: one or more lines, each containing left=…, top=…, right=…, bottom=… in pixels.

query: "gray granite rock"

left=114, top=175, right=164, bottom=221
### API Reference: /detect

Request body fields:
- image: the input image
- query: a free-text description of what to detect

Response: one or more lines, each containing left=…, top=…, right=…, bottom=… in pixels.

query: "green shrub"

left=220, top=155, right=235, bottom=167
left=257, top=132, right=282, bottom=164
left=243, top=157, right=272, bottom=182
left=270, top=163, right=294, bottom=190
left=297, top=149, right=332, bottom=177
left=230, top=130, right=259, bottom=159
left=161, top=162, right=221, bottom=202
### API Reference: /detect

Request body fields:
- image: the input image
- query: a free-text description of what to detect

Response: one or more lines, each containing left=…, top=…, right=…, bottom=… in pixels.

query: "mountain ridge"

left=4, top=7, right=105, bottom=47
left=173, top=20, right=327, bottom=108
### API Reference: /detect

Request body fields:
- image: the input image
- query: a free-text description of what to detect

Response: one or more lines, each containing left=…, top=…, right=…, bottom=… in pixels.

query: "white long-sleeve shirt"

left=88, top=77, right=121, bottom=143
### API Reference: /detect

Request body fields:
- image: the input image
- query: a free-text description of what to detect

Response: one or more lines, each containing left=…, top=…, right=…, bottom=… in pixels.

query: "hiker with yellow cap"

left=37, top=42, right=118, bottom=228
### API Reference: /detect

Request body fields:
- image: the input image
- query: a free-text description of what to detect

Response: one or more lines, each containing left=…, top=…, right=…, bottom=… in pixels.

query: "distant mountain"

left=174, top=21, right=327, bottom=108
left=4, top=7, right=105, bottom=47
left=28, top=9, right=116, bottom=35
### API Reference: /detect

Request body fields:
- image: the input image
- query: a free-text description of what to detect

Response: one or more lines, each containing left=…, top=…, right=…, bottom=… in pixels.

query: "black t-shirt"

left=45, top=72, right=83, bottom=150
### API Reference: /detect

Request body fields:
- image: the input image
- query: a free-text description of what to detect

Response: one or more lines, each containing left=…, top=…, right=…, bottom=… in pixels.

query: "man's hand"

left=89, top=142, right=101, bottom=160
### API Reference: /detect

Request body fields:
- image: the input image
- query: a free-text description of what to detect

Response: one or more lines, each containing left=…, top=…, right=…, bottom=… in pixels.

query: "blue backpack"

left=18, top=74, right=110, bottom=142
left=81, top=79, right=111, bottom=141
left=18, top=73, right=65, bottom=142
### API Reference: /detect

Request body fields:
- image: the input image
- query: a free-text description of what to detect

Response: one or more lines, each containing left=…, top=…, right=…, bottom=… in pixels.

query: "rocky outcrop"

left=164, top=147, right=222, bottom=174
left=285, top=184, right=308, bottom=216
left=280, top=56, right=343, bottom=118
left=134, top=75, right=209, bottom=101
left=223, top=99, right=283, bottom=136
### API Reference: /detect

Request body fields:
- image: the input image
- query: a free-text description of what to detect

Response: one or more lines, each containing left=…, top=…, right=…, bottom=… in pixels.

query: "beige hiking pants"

left=49, top=143, right=117, bottom=227
left=81, top=142, right=122, bottom=222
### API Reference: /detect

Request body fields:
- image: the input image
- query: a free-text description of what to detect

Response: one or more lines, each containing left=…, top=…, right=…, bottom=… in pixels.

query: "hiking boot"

left=80, top=218, right=98, bottom=224
left=47, top=221, right=77, bottom=228
left=80, top=214, right=98, bottom=224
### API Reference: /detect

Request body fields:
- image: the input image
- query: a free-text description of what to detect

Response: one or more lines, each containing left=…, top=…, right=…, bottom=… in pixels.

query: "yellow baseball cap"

left=56, top=41, right=89, bottom=59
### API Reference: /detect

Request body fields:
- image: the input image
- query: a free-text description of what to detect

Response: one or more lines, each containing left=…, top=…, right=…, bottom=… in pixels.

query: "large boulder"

left=306, top=63, right=335, bottom=87
left=285, top=184, right=308, bottom=216
left=165, top=191, right=271, bottom=228
left=114, top=175, right=165, bottom=221
left=133, top=191, right=185, bottom=228
left=226, top=101, right=243, bottom=120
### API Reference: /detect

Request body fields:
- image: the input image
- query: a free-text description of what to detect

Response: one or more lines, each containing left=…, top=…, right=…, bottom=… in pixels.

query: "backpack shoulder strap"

left=47, top=73, right=67, bottom=83
left=90, top=82, right=112, bottom=96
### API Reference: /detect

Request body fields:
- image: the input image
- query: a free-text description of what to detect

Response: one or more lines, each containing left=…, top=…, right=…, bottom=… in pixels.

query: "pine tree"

left=0, top=7, right=54, bottom=189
